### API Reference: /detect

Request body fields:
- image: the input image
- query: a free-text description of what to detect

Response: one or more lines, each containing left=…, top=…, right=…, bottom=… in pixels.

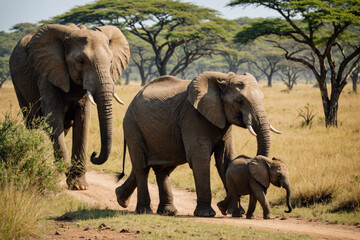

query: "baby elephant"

left=217, top=155, right=292, bottom=219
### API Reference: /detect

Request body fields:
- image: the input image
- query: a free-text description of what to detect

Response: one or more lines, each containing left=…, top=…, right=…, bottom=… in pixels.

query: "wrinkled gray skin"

left=9, top=24, right=130, bottom=190
left=116, top=72, right=276, bottom=217
left=217, top=155, right=292, bottom=219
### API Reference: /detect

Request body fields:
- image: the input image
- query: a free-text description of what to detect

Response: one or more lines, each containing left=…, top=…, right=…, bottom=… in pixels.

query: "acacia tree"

left=279, top=62, right=305, bottom=91
left=251, top=50, right=282, bottom=87
left=53, top=0, right=224, bottom=77
left=229, top=0, right=360, bottom=127
left=214, top=18, right=252, bottom=74
left=126, top=33, right=157, bottom=85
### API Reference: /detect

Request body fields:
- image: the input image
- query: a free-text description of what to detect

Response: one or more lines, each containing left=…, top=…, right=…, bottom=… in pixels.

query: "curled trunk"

left=91, top=91, right=113, bottom=165
left=285, top=185, right=292, bottom=213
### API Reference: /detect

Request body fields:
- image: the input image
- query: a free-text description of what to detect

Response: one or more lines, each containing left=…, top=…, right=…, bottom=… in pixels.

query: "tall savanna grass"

left=0, top=99, right=62, bottom=239
left=1, top=79, right=359, bottom=222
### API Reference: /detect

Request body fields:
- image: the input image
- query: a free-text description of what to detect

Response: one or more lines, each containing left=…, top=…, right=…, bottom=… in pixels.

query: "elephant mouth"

left=236, top=112, right=247, bottom=128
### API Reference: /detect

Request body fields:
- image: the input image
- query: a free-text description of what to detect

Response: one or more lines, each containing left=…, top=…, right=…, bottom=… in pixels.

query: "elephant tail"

left=116, top=138, right=126, bottom=181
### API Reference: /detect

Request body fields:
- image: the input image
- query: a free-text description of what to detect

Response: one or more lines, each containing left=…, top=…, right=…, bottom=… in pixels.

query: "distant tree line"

left=0, top=0, right=359, bottom=127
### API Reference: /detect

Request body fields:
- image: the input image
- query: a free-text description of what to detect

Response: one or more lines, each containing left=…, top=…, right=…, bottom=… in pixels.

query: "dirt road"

left=57, top=170, right=360, bottom=240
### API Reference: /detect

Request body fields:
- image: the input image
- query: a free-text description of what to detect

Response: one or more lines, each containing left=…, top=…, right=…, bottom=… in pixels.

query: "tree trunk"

left=267, top=74, right=272, bottom=87
left=351, top=68, right=358, bottom=93
left=0, top=78, right=6, bottom=88
left=321, top=87, right=341, bottom=127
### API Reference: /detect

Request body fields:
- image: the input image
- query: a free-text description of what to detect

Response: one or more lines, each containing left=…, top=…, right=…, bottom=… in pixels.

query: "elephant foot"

left=263, top=213, right=272, bottom=219
left=136, top=205, right=153, bottom=214
left=194, top=204, right=216, bottom=217
left=246, top=214, right=254, bottom=219
left=232, top=213, right=243, bottom=218
left=157, top=204, right=178, bottom=216
left=217, top=201, right=228, bottom=216
left=115, top=186, right=132, bottom=208
left=66, top=170, right=88, bottom=190
left=239, top=204, right=246, bottom=215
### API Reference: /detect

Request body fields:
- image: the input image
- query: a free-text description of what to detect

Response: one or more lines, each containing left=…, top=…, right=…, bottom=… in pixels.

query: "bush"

left=0, top=111, right=62, bottom=192
left=297, top=103, right=316, bottom=127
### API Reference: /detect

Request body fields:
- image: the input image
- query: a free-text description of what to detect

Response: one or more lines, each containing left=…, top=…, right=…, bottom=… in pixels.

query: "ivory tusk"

left=113, top=93, right=124, bottom=105
left=270, top=125, right=282, bottom=134
left=247, top=124, right=257, bottom=137
left=87, top=90, right=97, bottom=106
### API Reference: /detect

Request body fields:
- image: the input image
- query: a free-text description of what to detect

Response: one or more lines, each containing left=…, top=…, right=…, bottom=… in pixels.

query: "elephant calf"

left=217, top=155, right=292, bottom=219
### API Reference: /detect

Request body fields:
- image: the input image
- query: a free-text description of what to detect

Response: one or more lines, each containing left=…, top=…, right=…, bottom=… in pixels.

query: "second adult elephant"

left=115, top=72, right=281, bottom=217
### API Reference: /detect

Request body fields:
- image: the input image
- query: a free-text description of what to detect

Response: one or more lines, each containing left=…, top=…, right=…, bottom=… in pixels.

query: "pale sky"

left=0, top=0, right=280, bottom=32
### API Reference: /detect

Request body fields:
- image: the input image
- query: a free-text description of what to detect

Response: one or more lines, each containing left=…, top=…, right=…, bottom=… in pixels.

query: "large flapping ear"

left=187, top=72, right=228, bottom=129
left=249, top=155, right=273, bottom=188
left=26, top=24, right=73, bottom=93
left=95, top=26, right=130, bottom=81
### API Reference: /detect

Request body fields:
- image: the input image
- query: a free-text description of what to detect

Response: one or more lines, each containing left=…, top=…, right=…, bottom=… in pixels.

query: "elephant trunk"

left=284, top=183, right=292, bottom=213
left=254, top=108, right=271, bottom=157
left=90, top=90, right=113, bottom=165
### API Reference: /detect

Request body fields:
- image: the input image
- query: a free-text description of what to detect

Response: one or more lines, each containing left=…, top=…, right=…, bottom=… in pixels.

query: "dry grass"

left=1, top=80, right=359, bottom=220
left=0, top=184, right=46, bottom=240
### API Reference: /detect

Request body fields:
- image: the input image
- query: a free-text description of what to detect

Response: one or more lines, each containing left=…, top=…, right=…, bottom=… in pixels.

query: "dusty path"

left=59, top=170, right=360, bottom=240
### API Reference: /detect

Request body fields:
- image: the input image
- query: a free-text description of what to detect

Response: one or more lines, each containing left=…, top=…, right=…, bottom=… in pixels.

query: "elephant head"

left=26, top=24, right=130, bottom=165
left=188, top=72, right=280, bottom=157
left=249, top=155, right=292, bottom=213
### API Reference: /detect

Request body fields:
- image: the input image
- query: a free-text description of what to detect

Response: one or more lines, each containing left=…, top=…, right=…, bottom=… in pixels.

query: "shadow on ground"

left=54, top=209, right=135, bottom=221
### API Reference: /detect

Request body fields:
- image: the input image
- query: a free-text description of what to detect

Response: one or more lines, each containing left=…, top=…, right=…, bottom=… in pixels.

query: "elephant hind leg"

left=134, top=166, right=152, bottom=214
left=153, top=166, right=177, bottom=216
left=217, top=195, right=231, bottom=216
left=115, top=170, right=137, bottom=208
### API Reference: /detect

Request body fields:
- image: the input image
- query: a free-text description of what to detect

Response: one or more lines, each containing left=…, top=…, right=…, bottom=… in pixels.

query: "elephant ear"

left=95, top=26, right=130, bottom=81
left=187, top=72, right=228, bottom=129
left=249, top=155, right=273, bottom=188
left=26, top=24, right=73, bottom=93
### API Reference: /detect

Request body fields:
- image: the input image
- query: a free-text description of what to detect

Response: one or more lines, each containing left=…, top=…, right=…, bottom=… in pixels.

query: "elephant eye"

left=277, top=173, right=282, bottom=179
left=236, top=82, right=245, bottom=89
left=76, top=57, right=84, bottom=65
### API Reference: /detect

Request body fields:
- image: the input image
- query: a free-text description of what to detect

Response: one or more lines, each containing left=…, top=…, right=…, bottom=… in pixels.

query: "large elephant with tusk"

left=9, top=24, right=130, bottom=190
left=115, top=72, right=281, bottom=217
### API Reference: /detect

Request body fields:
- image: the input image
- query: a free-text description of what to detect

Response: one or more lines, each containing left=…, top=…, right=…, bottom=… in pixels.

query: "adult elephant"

left=9, top=24, right=130, bottom=190
left=115, top=72, right=281, bottom=217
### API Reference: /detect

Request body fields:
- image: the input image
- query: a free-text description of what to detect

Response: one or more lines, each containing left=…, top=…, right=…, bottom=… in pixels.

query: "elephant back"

left=141, top=75, right=191, bottom=100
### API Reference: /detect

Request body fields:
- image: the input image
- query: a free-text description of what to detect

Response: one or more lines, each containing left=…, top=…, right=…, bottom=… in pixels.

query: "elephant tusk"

left=87, top=91, right=97, bottom=106
left=247, top=124, right=257, bottom=137
left=270, top=125, right=282, bottom=134
left=113, top=93, right=124, bottom=105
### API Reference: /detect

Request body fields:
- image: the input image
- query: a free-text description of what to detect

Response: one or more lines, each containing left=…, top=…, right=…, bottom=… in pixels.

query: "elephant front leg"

left=153, top=166, right=177, bottom=216
left=67, top=103, right=91, bottom=190
left=251, top=184, right=271, bottom=219
left=191, top=156, right=215, bottom=217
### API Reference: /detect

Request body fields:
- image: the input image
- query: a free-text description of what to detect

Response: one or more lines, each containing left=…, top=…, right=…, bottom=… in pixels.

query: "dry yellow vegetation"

left=1, top=80, right=359, bottom=218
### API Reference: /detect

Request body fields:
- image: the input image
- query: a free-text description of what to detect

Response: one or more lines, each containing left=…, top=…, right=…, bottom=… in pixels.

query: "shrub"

left=297, top=103, right=316, bottom=127
left=0, top=111, right=62, bottom=192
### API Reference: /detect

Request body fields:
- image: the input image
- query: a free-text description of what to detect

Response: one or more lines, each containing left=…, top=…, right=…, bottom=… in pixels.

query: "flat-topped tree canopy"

left=50, top=0, right=226, bottom=77
left=229, top=0, right=360, bottom=127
